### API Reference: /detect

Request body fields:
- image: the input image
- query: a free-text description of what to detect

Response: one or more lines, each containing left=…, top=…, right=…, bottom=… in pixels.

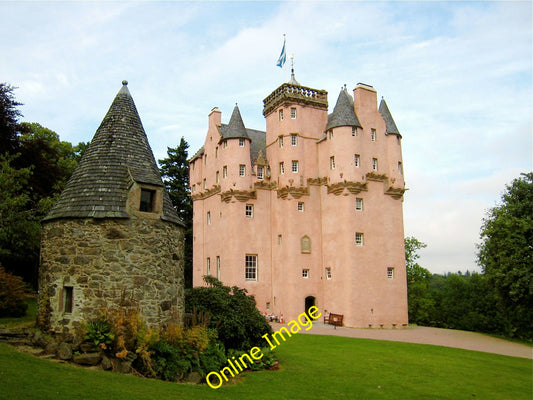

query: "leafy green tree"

left=159, top=137, right=193, bottom=288
left=477, top=172, right=533, bottom=339
left=0, top=83, right=23, bottom=154
left=404, top=236, right=435, bottom=325
left=185, top=276, right=273, bottom=351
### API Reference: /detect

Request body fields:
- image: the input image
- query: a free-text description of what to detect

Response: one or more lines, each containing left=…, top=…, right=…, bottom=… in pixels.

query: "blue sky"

left=1, top=1, right=531, bottom=274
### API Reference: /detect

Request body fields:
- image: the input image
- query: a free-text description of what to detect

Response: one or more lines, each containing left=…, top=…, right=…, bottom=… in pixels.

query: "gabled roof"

left=44, top=81, right=182, bottom=225
left=326, top=88, right=362, bottom=131
left=219, top=105, right=249, bottom=140
left=379, top=98, right=401, bottom=136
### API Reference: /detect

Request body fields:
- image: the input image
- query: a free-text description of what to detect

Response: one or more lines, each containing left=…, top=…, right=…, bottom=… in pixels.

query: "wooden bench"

left=323, top=313, right=344, bottom=328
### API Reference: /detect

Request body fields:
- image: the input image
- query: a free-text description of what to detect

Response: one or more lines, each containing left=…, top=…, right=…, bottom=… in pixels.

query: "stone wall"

left=38, top=217, right=184, bottom=333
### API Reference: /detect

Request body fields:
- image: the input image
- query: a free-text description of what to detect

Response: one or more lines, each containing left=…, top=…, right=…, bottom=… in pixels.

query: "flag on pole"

left=276, top=35, right=286, bottom=68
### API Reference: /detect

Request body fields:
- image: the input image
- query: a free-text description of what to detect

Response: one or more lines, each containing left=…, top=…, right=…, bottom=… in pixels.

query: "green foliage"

left=85, top=320, right=115, bottom=348
left=477, top=172, right=533, bottom=339
left=0, top=266, right=31, bottom=317
left=0, top=83, right=23, bottom=154
left=159, top=137, right=193, bottom=288
left=185, top=276, right=273, bottom=351
left=227, top=347, right=278, bottom=371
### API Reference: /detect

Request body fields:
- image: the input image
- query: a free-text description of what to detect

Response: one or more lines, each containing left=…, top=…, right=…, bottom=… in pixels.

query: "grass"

left=0, top=297, right=37, bottom=328
left=0, top=333, right=531, bottom=400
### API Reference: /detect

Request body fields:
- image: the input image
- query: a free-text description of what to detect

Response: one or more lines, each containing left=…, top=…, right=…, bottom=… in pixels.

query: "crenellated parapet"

left=263, top=83, right=328, bottom=116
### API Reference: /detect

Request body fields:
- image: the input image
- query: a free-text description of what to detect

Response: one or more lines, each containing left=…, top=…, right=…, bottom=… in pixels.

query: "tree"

left=159, top=137, right=193, bottom=288
left=477, top=172, right=533, bottom=339
left=0, top=83, right=23, bottom=154
left=404, top=236, right=435, bottom=325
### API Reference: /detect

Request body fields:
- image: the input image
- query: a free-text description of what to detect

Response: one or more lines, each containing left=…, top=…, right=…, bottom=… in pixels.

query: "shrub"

left=185, top=276, right=273, bottom=351
left=84, top=319, right=115, bottom=349
left=0, top=266, right=30, bottom=317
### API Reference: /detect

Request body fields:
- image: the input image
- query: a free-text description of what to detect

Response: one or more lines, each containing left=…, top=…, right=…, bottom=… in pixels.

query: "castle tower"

left=190, top=77, right=408, bottom=328
left=38, top=81, right=185, bottom=333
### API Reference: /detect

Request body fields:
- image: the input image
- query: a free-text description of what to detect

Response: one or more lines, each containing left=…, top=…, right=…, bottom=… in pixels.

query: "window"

left=140, top=189, right=155, bottom=212
left=63, top=286, right=73, bottom=313
left=203, top=178, right=206, bottom=189
left=328, top=130, right=333, bottom=139
left=356, top=198, right=363, bottom=211
left=239, top=164, right=246, bottom=177
left=298, top=202, right=304, bottom=212
left=291, top=108, right=297, bottom=119
left=223, top=140, right=228, bottom=148
left=266, top=302, right=271, bottom=310
left=325, top=268, right=332, bottom=280
left=291, top=160, right=299, bottom=173
left=302, top=269, right=309, bottom=279
left=192, top=184, right=196, bottom=193
left=245, top=204, right=254, bottom=218
left=239, top=138, right=245, bottom=147
left=291, top=134, right=297, bottom=146
left=330, top=156, right=335, bottom=170
left=354, top=154, right=360, bottom=167
left=215, top=147, right=218, bottom=158
left=279, top=162, right=285, bottom=174
left=372, top=158, right=378, bottom=171
left=279, top=136, right=284, bottom=148
left=371, top=128, right=376, bottom=141
left=352, top=127, right=357, bottom=136
left=206, top=258, right=211, bottom=276
left=257, top=166, right=264, bottom=180
left=216, top=171, right=220, bottom=183
left=204, top=154, right=207, bottom=165
left=278, top=234, right=282, bottom=245
left=245, top=255, right=257, bottom=281
left=355, top=232, right=364, bottom=246
left=217, top=256, right=221, bottom=280
left=223, top=165, right=227, bottom=178
left=207, top=211, right=211, bottom=225
left=398, top=162, right=403, bottom=175
left=387, top=267, right=395, bottom=279
left=279, top=109, right=284, bottom=121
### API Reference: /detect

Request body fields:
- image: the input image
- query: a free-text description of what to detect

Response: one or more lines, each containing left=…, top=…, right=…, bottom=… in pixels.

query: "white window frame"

left=330, top=156, right=335, bottom=170
left=291, top=134, right=297, bottom=146
left=371, top=128, right=376, bottom=141
left=387, top=267, right=395, bottom=280
left=398, top=161, right=403, bottom=175
left=352, top=127, right=357, bottom=136
left=298, top=202, right=304, bottom=212
left=216, top=171, right=220, bottom=184
left=245, top=255, right=258, bottom=281
left=239, top=138, right=245, bottom=147
left=239, top=164, right=246, bottom=177
left=302, top=269, right=309, bottom=279
left=245, top=204, right=254, bottom=218
left=280, top=162, right=285, bottom=174
left=279, top=136, right=284, bottom=148
left=223, top=165, right=227, bottom=178
left=292, top=160, right=299, bottom=173
left=257, top=166, right=264, bottom=180
left=356, top=198, right=363, bottom=211
left=354, top=154, right=360, bottom=167
left=372, top=158, right=378, bottom=171
left=207, top=211, right=211, bottom=225
left=279, top=109, right=284, bottom=121
left=355, top=232, right=364, bottom=246
left=326, top=267, right=332, bottom=280
left=291, top=108, right=297, bottom=119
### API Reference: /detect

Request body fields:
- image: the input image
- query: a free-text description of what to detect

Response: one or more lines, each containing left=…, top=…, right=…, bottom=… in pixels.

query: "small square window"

left=291, top=108, right=297, bottom=119
left=325, top=268, right=332, bottom=280
left=239, top=138, right=245, bottom=147
left=354, top=154, right=360, bottom=167
left=356, top=198, right=363, bottom=211
left=330, top=156, right=335, bottom=170
left=279, top=136, right=284, bottom=148
left=239, top=164, right=246, bottom=177
left=387, top=267, right=395, bottom=279
left=355, top=232, right=364, bottom=246
left=245, top=204, right=254, bottom=218
left=298, top=202, right=304, bottom=212
left=371, top=128, right=376, bottom=141
left=140, top=189, right=155, bottom=212
left=292, top=160, right=299, bottom=173
left=279, top=109, right=284, bottom=121
left=280, top=162, right=285, bottom=174
left=291, top=134, right=297, bottom=146
left=257, top=166, right=264, bottom=180
left=223, top=166, right=227, bottom=178
left=302, top=269, right=309, bottom=278
left=245, top=255, right=258, bottom=281
left=372, top=158, right=378, bottom=171
left=63, top=286, right=73, bottom=313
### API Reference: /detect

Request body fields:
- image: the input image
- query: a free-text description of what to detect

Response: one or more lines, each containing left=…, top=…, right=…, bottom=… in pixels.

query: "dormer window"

left=140, top=189, right=155, bottom=212
left=239, top=138, right=245, bottom=147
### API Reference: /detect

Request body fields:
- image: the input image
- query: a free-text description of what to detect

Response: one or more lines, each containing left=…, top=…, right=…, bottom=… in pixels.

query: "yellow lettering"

left=220, top=366, right=235, bottom=381
left=206, top=371, right=223, bottom=389
left=288, top=319, right=301, bottom=334
left=308, top=306, right=321, bottom=320
left=262, top=333, right=277, bottom=350
left=250, top=346, right=264, bottom=360
left=272, top=327, right=291, bottom=345
left=239, top=352, right=253, bottom=368
left=298, top=312, right=313, bottom=331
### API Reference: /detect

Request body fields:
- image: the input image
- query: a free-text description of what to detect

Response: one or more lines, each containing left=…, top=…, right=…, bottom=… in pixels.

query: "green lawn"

left=0, top=333, right=530, bottom=400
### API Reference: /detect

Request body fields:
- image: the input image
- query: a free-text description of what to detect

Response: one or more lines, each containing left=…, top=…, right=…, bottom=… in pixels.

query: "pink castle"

left=189, top=74, right=408, bottom=328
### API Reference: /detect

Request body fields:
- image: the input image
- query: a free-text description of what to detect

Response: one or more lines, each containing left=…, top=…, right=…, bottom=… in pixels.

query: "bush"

left=0, top=266, right=30, bottom=317
left=185, top=276, right=273, bottom=351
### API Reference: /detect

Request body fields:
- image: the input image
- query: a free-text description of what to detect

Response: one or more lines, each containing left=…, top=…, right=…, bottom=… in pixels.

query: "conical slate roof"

left=44, top=81, right=182, bottom=225
left=219, top=105, right=249, bottom=140
left=326, top=88, right=362, bottom=130
left=379, top=98, right=401, bottom=136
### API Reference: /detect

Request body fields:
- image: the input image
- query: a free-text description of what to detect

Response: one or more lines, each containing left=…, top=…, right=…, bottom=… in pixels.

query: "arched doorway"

left=305, top=296, right=316, bottom=316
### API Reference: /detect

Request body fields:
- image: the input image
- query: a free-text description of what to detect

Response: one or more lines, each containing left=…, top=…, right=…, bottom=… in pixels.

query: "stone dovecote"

left=38, top=81, right=185, bottom=333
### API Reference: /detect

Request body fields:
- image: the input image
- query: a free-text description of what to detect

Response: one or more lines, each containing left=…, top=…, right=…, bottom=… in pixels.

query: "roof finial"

left=288, top=54, right=300, bottom=85
left=122, top=80, right=128, bottom=86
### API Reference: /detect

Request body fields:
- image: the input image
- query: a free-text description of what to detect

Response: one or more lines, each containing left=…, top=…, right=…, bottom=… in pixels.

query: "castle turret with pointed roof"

left=38, top=81, right=185, bottom=333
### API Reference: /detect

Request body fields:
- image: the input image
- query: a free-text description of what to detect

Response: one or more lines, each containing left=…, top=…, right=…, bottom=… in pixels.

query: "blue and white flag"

left=276, top=36, right=286, bottom=68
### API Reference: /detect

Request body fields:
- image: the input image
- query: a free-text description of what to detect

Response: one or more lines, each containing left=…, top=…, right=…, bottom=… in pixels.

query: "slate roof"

left=326, top=88, right=362, bottom=131
left=379, top=98, right=401, bottom=136
left=44, top=81, right=182, bottom=225
left=219, top=105, right=250, bottom=140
